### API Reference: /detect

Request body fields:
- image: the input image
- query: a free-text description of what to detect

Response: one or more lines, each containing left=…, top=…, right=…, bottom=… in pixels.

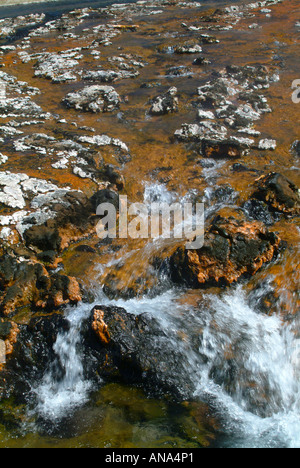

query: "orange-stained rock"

left=67, top=276, right=83, bottom=303
left=91, top=308, right=111, bottom=345
left=5, top=322, right=19, bottom=356
left=0, top=254, right=82, bottom=316
left=170, top=215, right=282, bottom=288
left=251, top=173, right=300, bottom=216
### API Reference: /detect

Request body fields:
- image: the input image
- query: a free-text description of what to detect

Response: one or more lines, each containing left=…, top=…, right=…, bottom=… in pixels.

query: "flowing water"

left=0, top=0, right=299, bottom=449
left=32, top=304, right=95, bottom=423
left=27, top=280, right=300, bottom=447
left=27, top=183, right=300, bottom=448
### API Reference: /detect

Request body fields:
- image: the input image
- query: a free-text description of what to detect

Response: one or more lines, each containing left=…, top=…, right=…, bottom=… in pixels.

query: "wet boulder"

left=243, top=199, right=278, bottom=226
left=166, top=66, right=192, bottom=77
left=82, top=305, right=197, bottom=399
left=62, top=85, right=121, bottom=113
left=201, top=137, right=249, bottom=158
left=0, top=253, right=82, bottom=317
left=0, top=313, right=70, bottom=401
left=193, top=56, right=211, bottom=66
left=22, top=190, right=94, bottom=252
left=24, top=220, right=61, bottom=252
left=169, top=214, right=281, bottom=288
left=90, top=188, right=120, bottom=212
left=250, top=173, right=300, bottom=217
left=0, top=319, right=19, bottom=358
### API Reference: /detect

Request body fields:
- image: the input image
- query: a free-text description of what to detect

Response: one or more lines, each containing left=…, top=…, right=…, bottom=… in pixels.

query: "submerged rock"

left=193, top=56, right=211, bottom=66
left=62, top=85, right=120, bottom=113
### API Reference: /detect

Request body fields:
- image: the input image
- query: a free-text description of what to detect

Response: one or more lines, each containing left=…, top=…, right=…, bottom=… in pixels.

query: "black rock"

left=0, top=320, right=12, bottom=339
left=250, top=172, right=300, bottom=216
left=75, top=245, right=96, bottom=253
left=24, top=220, right=61, bottom=252
left=82, top=305, right=197, bottom=400
left=90, top=188, right=120, bottom=212
left=243, top=199, right=277, bottom=225
left=1, top=313, right=70, bottom=402
left=37, top=250, right=58, bottom=264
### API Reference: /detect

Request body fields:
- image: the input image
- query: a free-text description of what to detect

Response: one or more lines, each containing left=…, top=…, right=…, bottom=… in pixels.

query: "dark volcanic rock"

left=0, top=313, right=70, bottom=401
left=250, top=173, right=300, bottom=216
left=82, top=305, right=196, bottom=399
left=201, top=138, right=246, bottom=158
left=0, top=254, right=82, bottom=317
left=24, top=220, right=61, bottom=252
left=23, top=191, right=94, bottom=252
left=169, top=214, right=281, bottom=288
left=243, top=199, right=278, bottom=226
left=90, top=188, right=120, bottom=211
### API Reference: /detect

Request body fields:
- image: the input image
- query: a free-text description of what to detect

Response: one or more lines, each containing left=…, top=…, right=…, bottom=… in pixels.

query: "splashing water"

left=82, top=280, right=299, bottom=447
left=32, top=303, right=94, bottom=422
left=191, top=288, right=300, bottom=448
left=32, top=280, right=300, bottom=447
left=32, top=183, right=300, bottom=447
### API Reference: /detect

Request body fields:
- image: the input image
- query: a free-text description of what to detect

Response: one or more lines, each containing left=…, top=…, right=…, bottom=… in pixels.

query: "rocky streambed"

left=0, top=0, right=299, bottom=448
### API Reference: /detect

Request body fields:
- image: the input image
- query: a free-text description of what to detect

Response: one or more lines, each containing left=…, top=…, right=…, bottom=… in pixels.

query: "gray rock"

left=63, top=85, right=120, bottom=113
left=258, top=139, right=277, bottom=150
left=149, top=87, right=179, bottom=115
left=175, top=44, right=202, bottom=54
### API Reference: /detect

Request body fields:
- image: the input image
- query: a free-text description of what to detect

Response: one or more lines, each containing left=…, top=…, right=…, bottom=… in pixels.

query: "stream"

left=29, top=183, right=300, bottom=448
left=0, top=0, right=299, bottom=449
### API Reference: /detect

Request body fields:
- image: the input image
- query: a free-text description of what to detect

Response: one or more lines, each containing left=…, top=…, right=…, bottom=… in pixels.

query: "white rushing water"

left=109, top=285, right=300, bottom=448
left=33, top=182, right=300, bottom=447
left=33, top=283, right=300, bottom=447
left=33, top=303, right=94, bottom=422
